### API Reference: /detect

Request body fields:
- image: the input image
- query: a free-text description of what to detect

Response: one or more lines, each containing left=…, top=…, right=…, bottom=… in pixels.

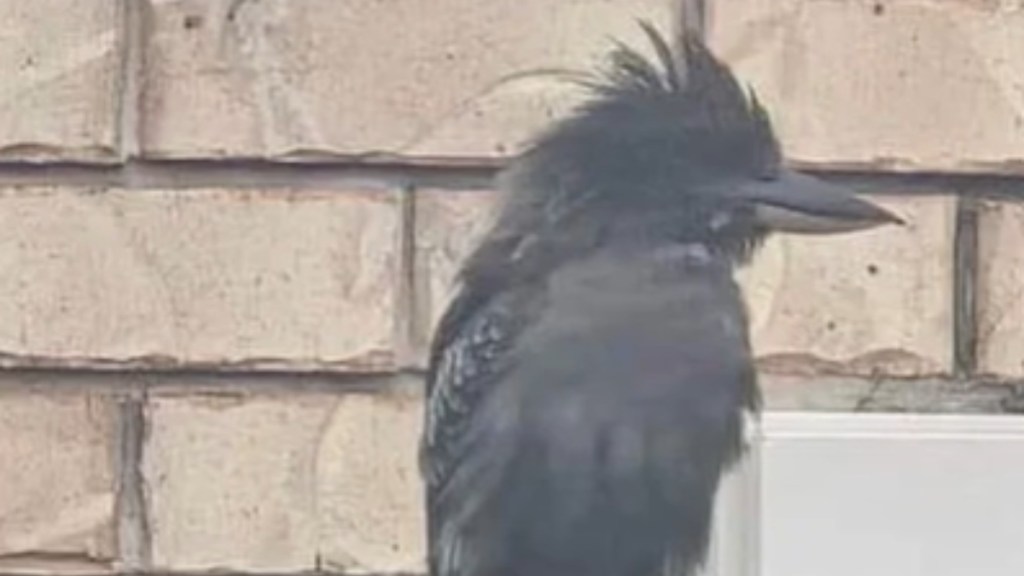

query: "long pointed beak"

left=732, top=170, right=904, bottom=234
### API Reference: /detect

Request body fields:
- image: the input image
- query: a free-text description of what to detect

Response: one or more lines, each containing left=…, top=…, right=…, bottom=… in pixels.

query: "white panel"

left=759, top=413, right=1024, bottom=576
left=705, top=413, right=762, bottom=576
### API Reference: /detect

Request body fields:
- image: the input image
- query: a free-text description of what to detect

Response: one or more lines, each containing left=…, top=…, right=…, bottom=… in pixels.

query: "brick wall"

left=1, top=0, right=1022, bottom=574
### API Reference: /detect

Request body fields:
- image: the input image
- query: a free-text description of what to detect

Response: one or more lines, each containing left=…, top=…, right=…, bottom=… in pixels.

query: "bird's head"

left=496, top=22, right=901, bottom=264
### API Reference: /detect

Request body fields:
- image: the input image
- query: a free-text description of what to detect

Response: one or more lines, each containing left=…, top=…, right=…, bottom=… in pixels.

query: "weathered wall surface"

left=0, top=0, right=1022, bottom=573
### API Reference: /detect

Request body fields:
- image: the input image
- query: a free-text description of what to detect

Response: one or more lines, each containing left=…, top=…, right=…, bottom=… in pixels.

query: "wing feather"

left=421, top=282, right=542, bottom=576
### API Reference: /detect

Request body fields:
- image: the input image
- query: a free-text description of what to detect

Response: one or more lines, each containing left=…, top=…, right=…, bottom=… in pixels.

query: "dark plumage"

left=421, top=22, right=900, bottom=576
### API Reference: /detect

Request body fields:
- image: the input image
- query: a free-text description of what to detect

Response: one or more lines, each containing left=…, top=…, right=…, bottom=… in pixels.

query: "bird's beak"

left=733, top=170, right=903, bottom=234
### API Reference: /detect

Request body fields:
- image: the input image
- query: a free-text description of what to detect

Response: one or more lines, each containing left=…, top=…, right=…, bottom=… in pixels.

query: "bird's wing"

left=421, top=280, right=540, bottom=576
left=422, top=288, right=514, bottom=489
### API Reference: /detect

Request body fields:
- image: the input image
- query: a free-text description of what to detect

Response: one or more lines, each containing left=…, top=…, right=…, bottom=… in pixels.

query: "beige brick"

left=414, top=190, right=953, bottom=376
left=739, top=195, right=954, bottom=376
left=710, top=1, right=1024, bottom=173
left=0, top=187, right=399, bottom=371
left=141, top=0, right=677, bottom=159
left=144, top=385, right=425, bottom=573
left=317, top=389, right=425, bottom=574
left=977, top=200, right=1024, bottom=377
left=144, top=391, right=325, bottom=571
left=0, top=383, right=116, bottom=569
left=0, top=0, right=121, bottom=161
left=412, top=189, right=501, bottom=363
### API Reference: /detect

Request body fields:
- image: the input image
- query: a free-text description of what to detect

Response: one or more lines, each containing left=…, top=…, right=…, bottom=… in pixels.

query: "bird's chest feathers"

left=511, top=243, right=749, bottom=401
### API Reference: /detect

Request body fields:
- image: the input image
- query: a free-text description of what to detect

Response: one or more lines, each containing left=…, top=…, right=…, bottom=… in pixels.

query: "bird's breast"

left=509, top=244, right=752, bottom=408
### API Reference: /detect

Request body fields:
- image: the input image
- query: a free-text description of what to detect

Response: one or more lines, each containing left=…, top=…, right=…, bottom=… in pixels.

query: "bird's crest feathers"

left=506, top=22, right=781, bottom=207
left=568, top=20, right=778, bottom=160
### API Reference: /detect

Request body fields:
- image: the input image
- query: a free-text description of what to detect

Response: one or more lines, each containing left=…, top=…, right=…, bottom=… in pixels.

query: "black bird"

left=420, top=23, right=900, bottom=576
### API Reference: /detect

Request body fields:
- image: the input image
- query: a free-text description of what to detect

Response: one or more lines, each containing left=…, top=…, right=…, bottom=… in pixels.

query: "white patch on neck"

left=653, top=242, right=712, bottom=266
left=710, top=210, right=733, bottom=231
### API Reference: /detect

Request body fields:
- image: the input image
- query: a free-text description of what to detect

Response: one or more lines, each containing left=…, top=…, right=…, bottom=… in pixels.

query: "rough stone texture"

left=739, top=194, right=955, bottom=376
left=144, top=385, right=424, bottom=573
left=709, top=1, right=1024, bottom=173
left=144, top=391, right=324, bottom=571
left=141, top=0, right=677, bottom=160
left=0, top=0, right=121, bottom=161
left=0, top=383, right=116, bottom=570
left=317, top=389, right=425, bottom=574
left=413, top=190, right=953, bottom=376
left=0, top=186, right=399, bottom=371
left=977, top=200, right=1024, bottom=377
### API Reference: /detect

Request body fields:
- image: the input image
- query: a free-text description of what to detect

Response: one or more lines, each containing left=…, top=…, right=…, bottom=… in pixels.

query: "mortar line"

left=0, top=159, right=498, bottom=191
left=117, top=0, right=144, bottom=162
left=395, top=185, right=420, bottom=369
left=681, top=0, right=707, bottom=38
left=115, top=388, right=151, bottom=571
left=953, top=194, right=980, bottom=378
left=0, top=369, right=1016, bottom=412
left=0, top=159, right=1022, bottom=195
